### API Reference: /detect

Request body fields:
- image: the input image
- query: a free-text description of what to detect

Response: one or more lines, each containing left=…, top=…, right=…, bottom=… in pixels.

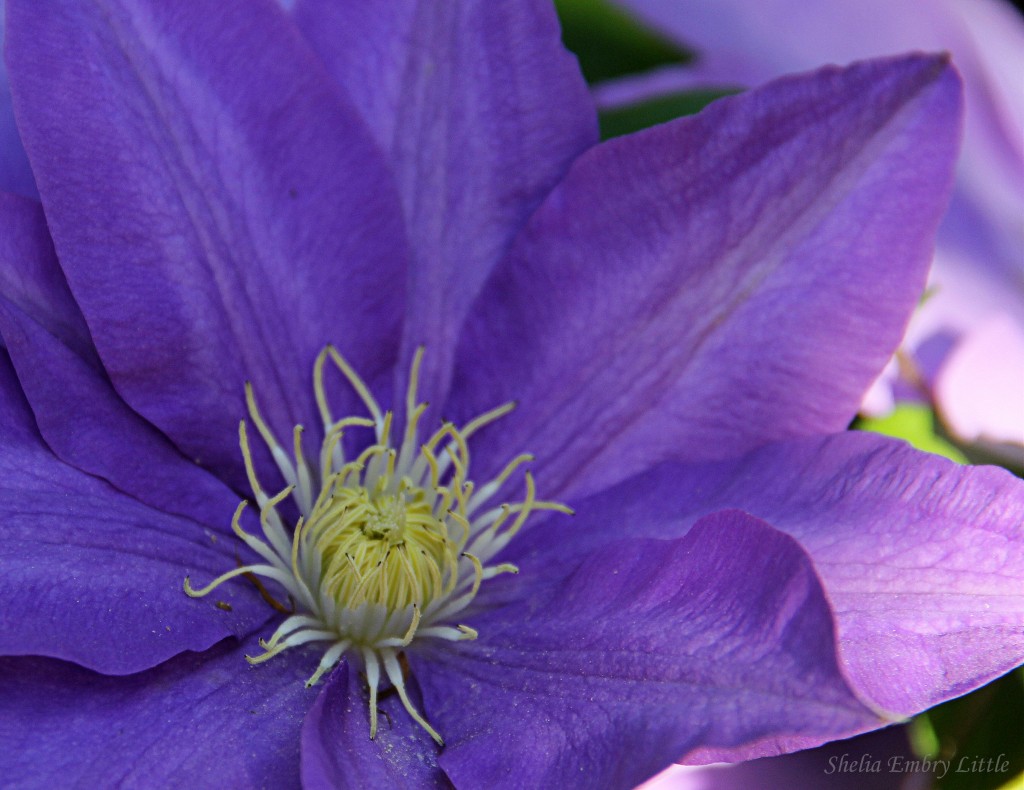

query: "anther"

left=183, top=346, right=567, bottom=745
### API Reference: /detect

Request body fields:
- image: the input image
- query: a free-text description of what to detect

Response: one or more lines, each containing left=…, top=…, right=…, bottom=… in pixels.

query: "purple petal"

left=0, top=193, right=88, bottom=355
left=0, top=634, right=314, bottom=787
left=5, top=0, right=409, bottom=489
left=514, top=431, right=1024, bottom=719
left=609, top=0, right=1022, bottom=167
left=0, top=352, right=267, bottom=672
left=607, top=0, right=1024, bottom=451
left=450, top=55, right=961, bottom=499
left=300, top=662, right=447, bottom=790
left=594, top=65, right=748, bottom=110
left=950, top=0, right=1024, bottom=226
left=609, top=0, right=951, bottom=83
left=0, top=14, right=36, bottom=198
left=0, top=196, right=244, bottom=527
left=414, top=511, right=880, bottom=787
left=290, top=0, right=598, bottom=407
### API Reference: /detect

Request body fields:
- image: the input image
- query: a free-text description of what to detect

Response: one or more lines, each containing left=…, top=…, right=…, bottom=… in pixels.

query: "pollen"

left=183, top=346, right=570, bottom=745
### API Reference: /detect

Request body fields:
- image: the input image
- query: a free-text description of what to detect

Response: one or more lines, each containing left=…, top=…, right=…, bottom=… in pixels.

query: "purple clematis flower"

left=602, top=0, right=1024, bottom=461
left=0, top=1, right=1022, bottom=788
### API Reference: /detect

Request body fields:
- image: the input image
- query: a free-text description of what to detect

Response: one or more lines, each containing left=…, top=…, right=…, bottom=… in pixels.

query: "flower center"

left=184, top=347, right=569, bottom=745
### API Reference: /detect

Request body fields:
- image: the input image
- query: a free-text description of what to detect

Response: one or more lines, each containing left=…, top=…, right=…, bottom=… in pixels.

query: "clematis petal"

left=604, top=0, right=1024, bottom=456
left=300, top=662, right=448, bottom=790
left=0, top=15, right=35, bottom=198
left=0, top=196, right=243, bottom=528
left=414, top=511, right=881, bottom=788
left=451, top=55, right=961, bottom=499
left=290, top=0, right=598, bottom=406
left=5, top=0, right=409, bottom=488
left=513, top=431, right=1024, bottom=721
left=0, top=352, right=267, bottom=673
left=0, top=635, right=314, bottom=787
left=607, top=0, right=947, bottom=84
left=609, top=0, right=1024, bottom=221
left=0, top=193, right=89, bottom=355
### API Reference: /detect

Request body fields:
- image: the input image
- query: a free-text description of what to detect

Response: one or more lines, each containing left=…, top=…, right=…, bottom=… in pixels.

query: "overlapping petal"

left=451, top=55, right=961, bottom=499
left=0, top=635, right=313, bottom=787
left=290, top=0, right=598, bottom=407
left=609, top=0, right=1023, bottom=207
left=604, top=0, right=1024, bottom=456
left=513, top=431, right=1024, bottom=722
left=0, top=193, right=89, bottom=355
left=413, top=512, right=880, bottom=787
left=0, top=353, right=267, bottom=673
left=5, top=0, right=410, bottom=489
left=0, top=195, right=244, bottom=526
left=0, top=9, right=35, bottom=198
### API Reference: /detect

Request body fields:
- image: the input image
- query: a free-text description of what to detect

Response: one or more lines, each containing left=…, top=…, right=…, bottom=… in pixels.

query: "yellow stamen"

left=182, top=346, right=568, bottom=745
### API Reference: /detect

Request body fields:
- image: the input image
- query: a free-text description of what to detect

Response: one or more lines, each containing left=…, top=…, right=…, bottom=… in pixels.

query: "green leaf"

left=920, top=669, right=1024, bottom=790
left=996, top=773, right=1024, bottom=790
left=598, top=90, right=737, bottom=139
left=856, top=403, right=968, bottom=464
left=555, top=0, right=691, bottom=83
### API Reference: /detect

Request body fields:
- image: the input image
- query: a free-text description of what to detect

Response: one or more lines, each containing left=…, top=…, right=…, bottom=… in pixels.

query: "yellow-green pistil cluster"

left=184, top=347, right=569, bottom=744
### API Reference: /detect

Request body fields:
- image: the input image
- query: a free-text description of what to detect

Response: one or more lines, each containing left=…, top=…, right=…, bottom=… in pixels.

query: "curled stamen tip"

left=203, top=348, right=572, bottom=744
